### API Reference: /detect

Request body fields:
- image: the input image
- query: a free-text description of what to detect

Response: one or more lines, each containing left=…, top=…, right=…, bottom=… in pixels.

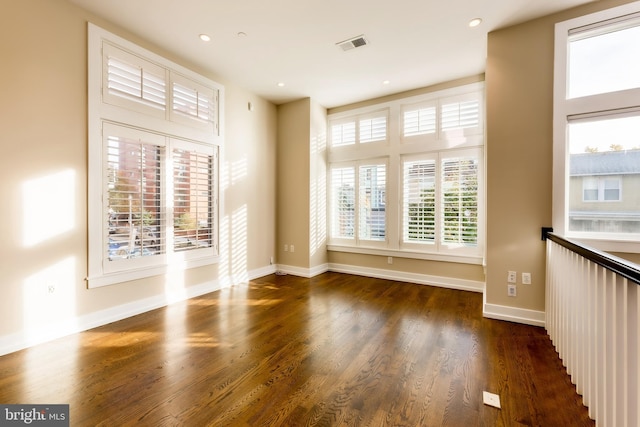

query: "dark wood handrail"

left=547, top=233, right=640, bottom=286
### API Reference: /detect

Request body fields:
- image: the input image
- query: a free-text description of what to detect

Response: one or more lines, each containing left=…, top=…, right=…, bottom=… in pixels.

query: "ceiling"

left=68, top=0, right=594, bottom=108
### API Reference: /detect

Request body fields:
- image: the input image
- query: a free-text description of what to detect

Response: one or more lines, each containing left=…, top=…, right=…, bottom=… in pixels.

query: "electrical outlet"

left=284, top=244, right=288, bottom=252
left=507, top=284, right=516, bottom=297
left=522, top=272, right=531, bottom=285
left=507, top=271, right=517, bottom=284
left=270, top=256, right=274, bottom=265
left=290, top=245, right=295, bottom=253
left=387, top=256, right=393, bottom=264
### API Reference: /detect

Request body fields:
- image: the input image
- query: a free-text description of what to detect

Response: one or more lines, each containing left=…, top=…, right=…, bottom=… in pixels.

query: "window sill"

left=327, top=244, right=484, bottom=265
left=87, top=256, right=219, bottom=288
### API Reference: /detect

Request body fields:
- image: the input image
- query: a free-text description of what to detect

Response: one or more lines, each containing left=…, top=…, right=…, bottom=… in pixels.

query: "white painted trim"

left=328, top=263, right=484, bottom=293
left=0, top=264, right=275, bottom=357
left=276, top=263, right=329, bottom=278
left=482, top=292, right=546, bottom=327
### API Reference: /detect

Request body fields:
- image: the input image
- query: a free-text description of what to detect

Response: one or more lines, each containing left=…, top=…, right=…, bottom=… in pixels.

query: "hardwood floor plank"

left=0, top=272, right=593, bottom=426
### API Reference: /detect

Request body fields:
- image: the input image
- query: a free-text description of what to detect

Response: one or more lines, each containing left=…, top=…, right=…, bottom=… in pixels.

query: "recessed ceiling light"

left=277, top=82, right=285, bottom=87
left=469, top=18, right=482, bottom=28
left=199, top=34, right=211, bottom=42
left=237, top=32, right=247, bottom=37
left=382, top=80, right=390, bottom=85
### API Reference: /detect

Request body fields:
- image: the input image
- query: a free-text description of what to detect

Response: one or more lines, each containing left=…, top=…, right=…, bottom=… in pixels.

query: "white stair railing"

left=546, top=234, right=639, bottom=427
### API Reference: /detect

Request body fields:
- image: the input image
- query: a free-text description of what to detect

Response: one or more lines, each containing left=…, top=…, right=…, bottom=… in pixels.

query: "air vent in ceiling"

left=336, top=35, right=368, bottom=51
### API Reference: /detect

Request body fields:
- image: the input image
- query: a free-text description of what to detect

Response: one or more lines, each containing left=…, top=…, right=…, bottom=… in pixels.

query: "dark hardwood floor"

left=0, top=272, right=593, bottom=426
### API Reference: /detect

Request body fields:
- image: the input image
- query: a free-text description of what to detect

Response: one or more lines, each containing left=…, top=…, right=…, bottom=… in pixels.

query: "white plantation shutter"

left=359, top=115, right=387, bottom=143
left=331, top=167, right=356, bottom=239
left=106, top=131, right=165, bottom=263
left=441, top=100, right=479, bottom=131
left=403, top=159, right=436, bottom=243
left=173, top=147, right=215, bottom=253
left=359, top=164, right=386, bottom=241
left=331, top=121, right=356, bottom=147
left=103, top=43, right=167, bottom=116
left=403, top=106, right=436, bottom=137
left=441, top=155, right=479, bottom=246
left=107, top=57, right=166, bottom=109
left=172, top=81, right=216, bottom=123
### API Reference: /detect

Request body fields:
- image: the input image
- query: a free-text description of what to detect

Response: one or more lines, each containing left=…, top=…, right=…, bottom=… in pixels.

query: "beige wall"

left=0, top=0, right=277, bottom=347
left=277, top=99, right=311, bottom=268
left=309, top=100, right=329, bottom=270
left=276, top=98, right=328, bottom=271
left=485, top=0, right=637, bottom=312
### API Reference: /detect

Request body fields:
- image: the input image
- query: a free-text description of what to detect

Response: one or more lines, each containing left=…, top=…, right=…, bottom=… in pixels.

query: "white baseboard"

left=276, top=263, right=329, bottom=278
left=482, top=292, right=546, bottom=327
left=328, top=263, right=485, bottom=293
left=275, top=263, right=484, bottom=295
left=0, top=264, right=276, bottom=357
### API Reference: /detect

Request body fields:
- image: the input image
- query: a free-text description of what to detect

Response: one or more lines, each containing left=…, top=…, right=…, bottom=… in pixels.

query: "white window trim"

left=553, top=1, right=640, bottom=252
left=327, top=82, right=485, bottom=264
left=400, top=148, right=483, bottom=257
left=87, top=23, right=224, bottom=288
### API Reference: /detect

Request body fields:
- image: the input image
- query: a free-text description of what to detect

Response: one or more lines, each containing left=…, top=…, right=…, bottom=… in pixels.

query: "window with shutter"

left=441, top=99, right=479, bottom=131
left=329, top=110, right=388, bottom=148
left=170, top=73, right=218, bottom=133
left=88, top=24, right=223, bottom=287
left=359, top=163, right=386, bottom=241
left=359, top=116, right=387, bottom=143
left=172, top=146, right=215, bottom=253
left=102, top=43, right=167, bottom=118
left=403, top=105, right=436, bottom=137
left=330, top=167, right=356, bottom=240
left=107, top=57, right=166, bottom=109
left=403, top=159, right=436, bottom=244
left=328, top=82, right=484, bottom=262
left=441, top=155, right=478, bottom=246
left=331, top=121, right=356, bottom=147
left=106, top=131, right=164, bottom=264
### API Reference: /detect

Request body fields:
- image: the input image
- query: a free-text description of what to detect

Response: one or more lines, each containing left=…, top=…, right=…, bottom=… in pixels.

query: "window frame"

left=582, top=176, right=622, bottom=202
left=400, top=148, right=483, bottom=256
left=553, top=2, right=640, bottom=253
left=87, top=23, right=224, bottom=288
left=327, top=82, right=485, bottom=264
left=329, top=159, right=389, bottom=249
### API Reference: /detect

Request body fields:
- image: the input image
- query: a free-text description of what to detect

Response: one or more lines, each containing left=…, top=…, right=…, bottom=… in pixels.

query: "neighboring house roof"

left=570, top=150, right=640, bottom=176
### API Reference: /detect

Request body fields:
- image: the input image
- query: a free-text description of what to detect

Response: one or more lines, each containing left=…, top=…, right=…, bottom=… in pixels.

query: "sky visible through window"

left=568, top=23, right=640, bottom=154
left=569, top=115, right=640, bottom=153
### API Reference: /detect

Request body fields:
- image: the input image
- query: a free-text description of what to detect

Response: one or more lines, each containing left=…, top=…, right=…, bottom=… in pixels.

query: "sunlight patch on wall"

left=310, top=133, right=327, bottom=256
left=310, top=170, right=327, bottom=256
left=220, top=157, right=248, bottom=192
left=218, top=205, right=248, bottom=287
left=218, top=213, right=231, bottom=286
left=23, top=256, right=77, bottom=343
left=22, top=169, right=76, bottom=247
left=231, top=205, right=248, bottom=284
